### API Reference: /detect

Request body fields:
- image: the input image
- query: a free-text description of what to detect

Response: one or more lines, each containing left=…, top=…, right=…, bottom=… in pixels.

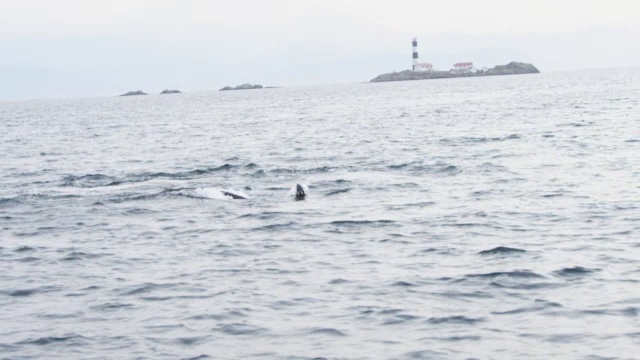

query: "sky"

left=1, top=0, right=639, bottom=99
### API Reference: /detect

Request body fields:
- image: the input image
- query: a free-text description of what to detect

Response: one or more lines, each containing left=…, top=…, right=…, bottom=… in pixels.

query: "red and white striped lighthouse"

left=412, top=38, right=419, bottom=71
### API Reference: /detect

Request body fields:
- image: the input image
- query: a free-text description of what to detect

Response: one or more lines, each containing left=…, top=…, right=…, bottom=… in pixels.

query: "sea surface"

left=1, top=68, right=639, bottom=359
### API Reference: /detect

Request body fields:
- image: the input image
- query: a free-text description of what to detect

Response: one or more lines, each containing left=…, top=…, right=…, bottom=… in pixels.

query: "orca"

left=221, top=190, right=248, bottom=200
left=294, top=183, right=306, bottom=200
left=220, top=184, right=307, bottom=200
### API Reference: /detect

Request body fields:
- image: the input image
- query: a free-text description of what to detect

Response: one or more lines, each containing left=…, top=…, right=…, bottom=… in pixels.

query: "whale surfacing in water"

left=291, top=183, right=307, bottom=200
left=221, top=190, right=249, bottom=200
left=220, top=184, right=307, bottom=200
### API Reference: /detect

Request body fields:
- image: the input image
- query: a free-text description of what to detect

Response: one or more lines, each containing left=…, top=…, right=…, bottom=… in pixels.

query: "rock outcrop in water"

left=370, top=62, right=540, bottom=83
left=220, top=84, right=264, bottom=91
left=120, top=90, right=147, bottom=96
left=160, top=89, right=181, bottom=94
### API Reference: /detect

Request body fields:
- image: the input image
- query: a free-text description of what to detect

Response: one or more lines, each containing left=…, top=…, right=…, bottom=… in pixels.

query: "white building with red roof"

left=452, top=62, right=474, bottom=73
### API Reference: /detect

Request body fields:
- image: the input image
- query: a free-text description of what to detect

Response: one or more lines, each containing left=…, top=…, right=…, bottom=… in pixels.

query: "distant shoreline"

left=370, top=62, right=540, bottom=83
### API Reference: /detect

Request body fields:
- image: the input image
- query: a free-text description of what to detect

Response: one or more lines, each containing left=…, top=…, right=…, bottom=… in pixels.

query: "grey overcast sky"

left=1, top=0, right=639, bottom=99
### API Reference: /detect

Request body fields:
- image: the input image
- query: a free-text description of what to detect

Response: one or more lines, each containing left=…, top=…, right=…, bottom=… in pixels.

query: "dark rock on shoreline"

left=220, top=84, right=264, bottom=91
left=485, top=62, right=539, bottom=75
left=120, top=90, right=147, bottom=96
left=160, top=89, right=181, bottom=94
left=370, top=62, right=540, bottom=83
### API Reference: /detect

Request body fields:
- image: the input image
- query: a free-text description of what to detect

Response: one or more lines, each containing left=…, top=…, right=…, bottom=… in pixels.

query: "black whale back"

left=295, top=184, right=306, bottom=200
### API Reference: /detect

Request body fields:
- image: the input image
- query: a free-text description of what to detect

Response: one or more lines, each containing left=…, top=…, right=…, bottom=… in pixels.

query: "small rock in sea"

left=219, top=84, right=264, bottom=91
left=120, top=90, right=147, bottom=96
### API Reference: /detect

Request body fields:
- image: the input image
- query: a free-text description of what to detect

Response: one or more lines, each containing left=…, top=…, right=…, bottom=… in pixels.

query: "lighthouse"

left=412, top=37, right=419, bottom=71
left=411, top=38, right=433, bottom=72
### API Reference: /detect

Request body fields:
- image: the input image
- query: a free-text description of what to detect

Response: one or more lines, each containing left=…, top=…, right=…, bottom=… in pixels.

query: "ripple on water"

left=6, top=286, right=60, bottom=297
left=330, top=220, right=396, bottom=227
left=119, top=282, right=178, bottom=296
left=215, top=323, right=267, bottom=336
left=325, top=188, right=352, bottom=196
left=60, top=251, right=104, bottom=261
left=176, top=336, right=211, bottom=346
left=402, top=349, right=449, bottom=360
left=90, top=302, right=135, bottom=312
left=478, top=246, right=527, bottom=255
left=328, top=278, right=350, bottom=285
left=0, top=197, right=21, bottom=207
left=553, top=266, right=601, bottom=278
left=306, top=327, right=347, bottom=337
left=426, top=316, right=486, bottom=325
left=382, top=313, right=421, bottom=325
left=391, top=281, right=417, bottom=287
left=492, top=299, right=563, bottom=315
left=17, top=334, right=87, bottom=346
left=14, top=246, right=37, bottom=252
left=466, top=270, right=545, bottom=280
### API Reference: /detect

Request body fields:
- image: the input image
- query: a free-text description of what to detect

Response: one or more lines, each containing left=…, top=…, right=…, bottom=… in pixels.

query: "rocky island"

left=160, top=89, right=181, bottom=94
left=120, top=90, right=147, bottom=96
left=370, top=62, right=539, bottom=83
left=220, top=83, right=264, bottom=91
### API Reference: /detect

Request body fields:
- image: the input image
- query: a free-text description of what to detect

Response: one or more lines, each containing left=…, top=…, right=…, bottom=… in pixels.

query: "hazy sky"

left=1, top=0, right=639, bottom=99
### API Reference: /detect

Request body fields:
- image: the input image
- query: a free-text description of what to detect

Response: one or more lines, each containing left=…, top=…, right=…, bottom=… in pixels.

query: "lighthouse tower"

left=412, top=38, right=419, bottom=71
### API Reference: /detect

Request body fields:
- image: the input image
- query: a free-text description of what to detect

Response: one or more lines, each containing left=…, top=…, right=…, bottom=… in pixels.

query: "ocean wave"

left=382, top=313, right=421, bottom=325
left=15, top=245, right=37, bottom=252
left=181, top=355, right=211, bottom=360
left=402, top=350, right=449, bottom=359
left=61, top=174, right=120, bottom=188
left=4, top=285, right=61, bottom=297
left=328, top=278, right=350, bottom=284
left=215, top=323, right=267, bottom=336
left=89, top=302, right=135, bottom=311
left=269, top=165, right=341, bottom=174
left=492, top=299, right=563, bottom=315
left=553, top=266, right=600, bottom=277
left=476, top=162, right=515, bottom=174
left=60, top=251, right=105, bottom=262
left=17, top=334, right=87, bottom=346
left=478, top=246, right=526, bottom=255
left=427, top=316, right=486, bottom=325
left=330, top=220, right=397, bottom=227
left=306, top=327, right=347, bottom=337
left=386, top=161, right=461, bottom=175
left=107, top=186, right=250, bottom=203
left=440, top=134, right=521, bottom=145
left=391, top=281, right=417, bottom=287
left=466, top=270, right=545, bottom=279
left=252, top=222, right=298, bottom=231
left=0, top=197, right=20, bottom=207
left=325, top=188, right=351, bottom=196
left=119, top=282, right=179, bottom=296
left=174, top=336, right=212, bottom=346
left=61, top=165, right=238, bottom=188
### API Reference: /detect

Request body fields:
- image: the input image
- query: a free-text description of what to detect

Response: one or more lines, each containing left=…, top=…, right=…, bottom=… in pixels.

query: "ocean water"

left=1, top=68, right=639, bottom=359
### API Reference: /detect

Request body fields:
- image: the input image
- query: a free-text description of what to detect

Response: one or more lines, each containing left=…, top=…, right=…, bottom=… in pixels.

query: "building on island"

left=412, top=38, right=482, bottom=74
left=414, top=62, right=434, bottom=72
left=451, top=62, right=474, bottom=74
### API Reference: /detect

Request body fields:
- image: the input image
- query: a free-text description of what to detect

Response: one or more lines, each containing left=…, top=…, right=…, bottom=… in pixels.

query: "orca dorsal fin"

left=295, top=183, right=306, bottom=200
